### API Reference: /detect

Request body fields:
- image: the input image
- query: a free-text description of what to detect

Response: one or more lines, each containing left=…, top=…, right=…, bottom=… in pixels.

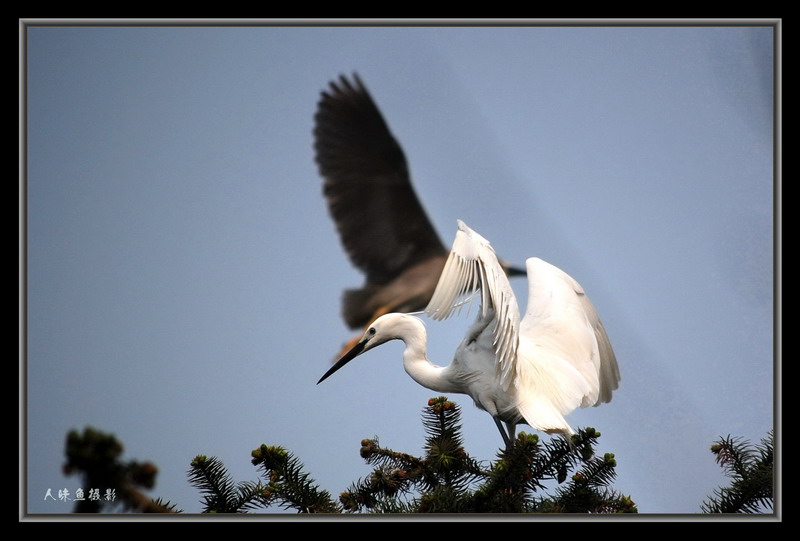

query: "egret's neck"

left=401, top=329, right=462, bottom=394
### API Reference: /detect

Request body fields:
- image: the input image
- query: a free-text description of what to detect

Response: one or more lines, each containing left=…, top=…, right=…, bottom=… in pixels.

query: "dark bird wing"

left=314, top=74, right=447, bottom=293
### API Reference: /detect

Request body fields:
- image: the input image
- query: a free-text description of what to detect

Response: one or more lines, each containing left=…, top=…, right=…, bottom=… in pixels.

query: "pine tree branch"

left=251, top=445, right=341, bottom=513
left=540, top=452, right=634, bottom=513
left=188, top=455, right=256, bottom=513
left=338, top=400, right=635, bottom=514
left=64, top=427, right=175, bottom=513
left=181, top=397, right=635, bottom=514
left=701, top=431, right=774, bottom=513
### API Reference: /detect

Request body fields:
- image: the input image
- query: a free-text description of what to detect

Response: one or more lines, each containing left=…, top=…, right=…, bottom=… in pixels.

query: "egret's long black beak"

left=317, top=338, right=367, bottom=384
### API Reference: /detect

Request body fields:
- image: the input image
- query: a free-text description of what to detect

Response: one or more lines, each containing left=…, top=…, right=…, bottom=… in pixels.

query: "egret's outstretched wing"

left=314, top=74, right=446, bottom=289
left=425, top=220, right=520, bottom=385
left=515, top=258, right=620, bottom=432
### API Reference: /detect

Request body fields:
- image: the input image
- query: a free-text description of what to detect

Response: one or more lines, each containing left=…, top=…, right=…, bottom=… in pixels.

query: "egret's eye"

left=368, top=327, right=376, bottom=336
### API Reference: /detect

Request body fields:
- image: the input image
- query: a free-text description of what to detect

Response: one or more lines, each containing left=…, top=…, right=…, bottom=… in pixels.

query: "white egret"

left=313, top=75, right=525, bottom=356
left=317, top=220, right=620, bottom=447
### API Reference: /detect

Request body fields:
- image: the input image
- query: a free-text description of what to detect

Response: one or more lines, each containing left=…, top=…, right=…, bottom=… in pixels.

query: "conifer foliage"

left=700, top=431, right=774, bottom=513
left=249, top=445, right=341, bottom=513
left=192, top=397, right=637, bottom=513
left=335, top=397, right=636, bottom=513
left=63, top=427, right=179, bottom=513
left=61, top=401, right=773, bottom=514
left=187, top=455, right=268, bottom=513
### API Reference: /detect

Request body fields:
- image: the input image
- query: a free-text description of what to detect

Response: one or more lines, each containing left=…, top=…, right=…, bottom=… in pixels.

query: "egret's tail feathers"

left=517, top=399, right=575, bottom=436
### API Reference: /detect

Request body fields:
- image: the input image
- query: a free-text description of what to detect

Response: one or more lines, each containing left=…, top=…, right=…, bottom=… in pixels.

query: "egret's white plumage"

left=318, top=220, right=620, bottom=446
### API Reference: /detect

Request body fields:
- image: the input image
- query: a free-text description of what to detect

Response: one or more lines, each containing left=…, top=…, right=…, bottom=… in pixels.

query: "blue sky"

left=23, top=22, right=776, bottom=518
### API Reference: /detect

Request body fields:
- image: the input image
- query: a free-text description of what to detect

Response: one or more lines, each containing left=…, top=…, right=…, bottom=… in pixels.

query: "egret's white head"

left=317, top=313, right=424, bottom=384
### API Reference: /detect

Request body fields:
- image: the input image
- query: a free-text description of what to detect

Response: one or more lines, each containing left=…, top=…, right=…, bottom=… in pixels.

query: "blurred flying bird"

left=313, top=74, right=525, bottom=355
left=317, top=220, right=620, bottom=447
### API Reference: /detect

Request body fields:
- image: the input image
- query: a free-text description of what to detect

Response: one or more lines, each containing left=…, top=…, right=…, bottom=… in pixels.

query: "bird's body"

left=313, top=75, right=525, bottom=347
left=318, top=221, right=620, bottom=447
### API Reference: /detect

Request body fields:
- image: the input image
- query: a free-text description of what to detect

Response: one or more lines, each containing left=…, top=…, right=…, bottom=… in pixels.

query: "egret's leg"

left=506, top=422, right=516, bottom=444
left=494, top=417, right=511, bottom=449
